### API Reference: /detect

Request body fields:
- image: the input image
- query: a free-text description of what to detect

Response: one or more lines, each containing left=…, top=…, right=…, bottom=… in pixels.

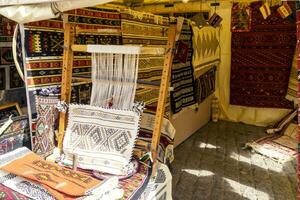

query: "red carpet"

left=230, top=2, right=296, bottom=108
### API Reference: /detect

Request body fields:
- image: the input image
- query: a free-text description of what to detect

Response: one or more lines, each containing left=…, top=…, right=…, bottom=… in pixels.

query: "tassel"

left=208, top=13, right=223, bottom=28
left=277, top=2, right=292, bottom=19
left=260, top=2, right=271, bottom=19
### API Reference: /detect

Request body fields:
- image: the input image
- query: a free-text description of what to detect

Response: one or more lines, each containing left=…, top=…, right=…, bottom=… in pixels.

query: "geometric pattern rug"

left=0, top=116, right=30, bottom=156
left=33, top=95, right=59, bottom=158
left=246, top=122, right=297, bottom=163
left=63, top=104, right=141, bottom=175
left=121, top=10, right=170, bottom=116
left=230, top=2, right=296, bottom=108
left=170, top=19, right=196, bottom=114
left=194, top=66, right=216, bottom=104
left=133, top=112, right=176, bottom=164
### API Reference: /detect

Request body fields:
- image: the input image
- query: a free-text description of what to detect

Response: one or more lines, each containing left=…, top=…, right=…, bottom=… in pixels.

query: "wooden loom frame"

left=57, top=15, right=177, bottom=166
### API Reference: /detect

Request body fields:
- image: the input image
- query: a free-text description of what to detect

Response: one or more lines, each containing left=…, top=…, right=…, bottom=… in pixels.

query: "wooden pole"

left=150, top=24, right=177, bottom=169
left=57, top=19, right=74, bottom=151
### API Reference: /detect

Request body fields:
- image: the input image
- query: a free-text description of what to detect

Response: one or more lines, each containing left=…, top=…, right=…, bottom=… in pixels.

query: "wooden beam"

left=151, top=24, right=177, bottom=165
left=75, top=27, right=122, bottom=35
left=134, top=1, right=211, bottom=14
left=72, top=77, right=161, bottom=90
left=57, top=20, right=74, bottom=151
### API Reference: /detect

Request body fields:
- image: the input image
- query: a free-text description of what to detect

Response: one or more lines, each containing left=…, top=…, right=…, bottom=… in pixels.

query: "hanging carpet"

left=32, top=95, right=59, bottom=158
left=170, top=18, right=196, bottom=114
left=120, top=9, right=170, bottom=115
left=194, top=66, right=217, bottom=104
left=191, top=25, right=220, bottom=71
left=230, top=2, right=296, bottom=108
left=285, top=47, right=298, bottom=106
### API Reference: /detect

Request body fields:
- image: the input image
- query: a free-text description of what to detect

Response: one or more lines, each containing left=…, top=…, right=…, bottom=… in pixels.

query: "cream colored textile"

left=0, top=0, right=113, bottom=23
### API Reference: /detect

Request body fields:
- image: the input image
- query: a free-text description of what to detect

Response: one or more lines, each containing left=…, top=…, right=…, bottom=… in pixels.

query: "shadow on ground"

left=170, top=121, right=297, bottom=200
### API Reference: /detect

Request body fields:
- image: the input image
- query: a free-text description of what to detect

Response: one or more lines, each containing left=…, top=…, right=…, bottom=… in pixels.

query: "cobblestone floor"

left=171, top=121, right=297, bottom=200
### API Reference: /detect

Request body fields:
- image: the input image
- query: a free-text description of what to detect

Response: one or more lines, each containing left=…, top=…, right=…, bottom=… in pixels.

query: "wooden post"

left=57, top=19, right=74, bottom=151
left=150, top=24, right=177, bottom=168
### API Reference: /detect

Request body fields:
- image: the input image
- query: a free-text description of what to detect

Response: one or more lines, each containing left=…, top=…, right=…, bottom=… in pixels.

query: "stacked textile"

left=0, top=147, right=120, bottom=200
left=120, top=9, right=170, bottom=115
left=22, top=7, right=121, bottom=157
left=230, top=2, right=296, bottom=108
left=170, top=18, right=196, bottom=114
left=133, top=112, right=176, bottom=164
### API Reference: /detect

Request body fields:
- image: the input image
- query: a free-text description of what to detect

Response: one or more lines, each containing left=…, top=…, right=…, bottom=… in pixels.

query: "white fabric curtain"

left=0, top=0, right=114, bottom=23
left=210, top=1, right=291, bottom=126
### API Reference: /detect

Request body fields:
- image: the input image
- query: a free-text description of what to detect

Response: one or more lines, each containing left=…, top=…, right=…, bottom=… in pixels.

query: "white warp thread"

left=90, top=52, right=139, bottom=109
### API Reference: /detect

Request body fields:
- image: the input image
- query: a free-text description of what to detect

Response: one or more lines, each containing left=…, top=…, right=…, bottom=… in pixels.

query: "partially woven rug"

left=63, top=104, right=141, bottom=175
left=230, top=2, right=296, bottom=108
left=22, top=7, right=121, bottom=156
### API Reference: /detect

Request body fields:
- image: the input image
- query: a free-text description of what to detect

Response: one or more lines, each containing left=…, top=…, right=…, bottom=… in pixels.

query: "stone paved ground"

left=171, top=121, right=297, bottom=200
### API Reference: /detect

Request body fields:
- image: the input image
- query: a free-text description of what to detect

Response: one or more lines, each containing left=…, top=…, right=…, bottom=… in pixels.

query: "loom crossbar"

left=72, top=75, right=161, bottom=90
left=72, top=44, right=166, bottom=55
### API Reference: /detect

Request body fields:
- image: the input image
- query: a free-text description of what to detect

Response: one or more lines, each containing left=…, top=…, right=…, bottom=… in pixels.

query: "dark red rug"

left=230, top=2, right=296, bottom=108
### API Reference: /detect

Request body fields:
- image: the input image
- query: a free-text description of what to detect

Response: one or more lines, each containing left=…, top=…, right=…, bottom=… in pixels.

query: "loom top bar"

left=75, top=28, right=122, bottom=34
left=71, top=44, right=166, bottom=55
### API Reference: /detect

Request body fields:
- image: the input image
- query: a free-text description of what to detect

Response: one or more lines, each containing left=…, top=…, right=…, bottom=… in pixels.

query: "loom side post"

left=150, top=24, right=177, bottom=174
left=58, top=17, right=74, bottom=152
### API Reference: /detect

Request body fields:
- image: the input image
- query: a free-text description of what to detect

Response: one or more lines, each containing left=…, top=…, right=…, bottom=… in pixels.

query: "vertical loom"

left=58, top=15, right=177, bottom=167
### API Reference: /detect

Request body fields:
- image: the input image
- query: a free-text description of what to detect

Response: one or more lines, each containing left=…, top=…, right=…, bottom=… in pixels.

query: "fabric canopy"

left=0, top=0, right=114, bottom=23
